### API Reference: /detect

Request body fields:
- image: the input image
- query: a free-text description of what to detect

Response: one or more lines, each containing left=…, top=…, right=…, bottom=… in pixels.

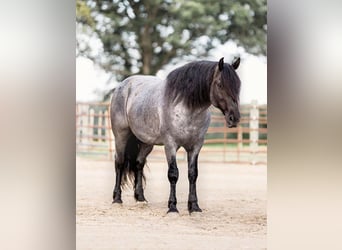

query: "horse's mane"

left=165, top=60, right=240, bottom=109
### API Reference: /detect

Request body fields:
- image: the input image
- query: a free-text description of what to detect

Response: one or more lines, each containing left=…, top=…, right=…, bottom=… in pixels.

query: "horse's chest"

left=176, top=124, right=202, bottom=142
left=168, top=109, right=210, bottom=144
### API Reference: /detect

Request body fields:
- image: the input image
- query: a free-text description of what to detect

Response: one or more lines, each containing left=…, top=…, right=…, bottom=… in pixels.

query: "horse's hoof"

left=189, top=207, right=202, bottom=214
left=112, top=199, right=123, bottom=204
left=134, top=193, right=146, bottom=202
left=135, top=197, right=147, bottom=202
left=188, top=203, right=202, bottom=213
left=167, top=207, right=179, bottom=213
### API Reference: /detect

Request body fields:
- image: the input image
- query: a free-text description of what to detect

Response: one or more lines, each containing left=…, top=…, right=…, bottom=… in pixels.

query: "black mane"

left=165, top=60, right=240, bottom=109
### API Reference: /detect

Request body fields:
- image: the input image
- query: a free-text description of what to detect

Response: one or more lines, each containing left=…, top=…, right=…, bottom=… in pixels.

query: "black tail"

left=120, top=135, right=145, bottom=189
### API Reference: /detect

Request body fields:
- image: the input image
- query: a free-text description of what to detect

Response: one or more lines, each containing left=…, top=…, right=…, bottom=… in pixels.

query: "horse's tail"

left=121, top=134, right=145, bottom=189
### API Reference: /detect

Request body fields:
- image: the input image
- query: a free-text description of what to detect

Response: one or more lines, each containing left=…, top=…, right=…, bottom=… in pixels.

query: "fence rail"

left=76, top=101, right=267, bottom=165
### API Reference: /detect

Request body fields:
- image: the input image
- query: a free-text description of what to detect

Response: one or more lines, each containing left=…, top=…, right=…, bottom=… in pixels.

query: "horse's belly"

left=129, top=115, right=163, bottom=145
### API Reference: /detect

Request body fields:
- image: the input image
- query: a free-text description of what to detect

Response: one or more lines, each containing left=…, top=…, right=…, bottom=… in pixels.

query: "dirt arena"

left=76, top=157, right=267, bottom=249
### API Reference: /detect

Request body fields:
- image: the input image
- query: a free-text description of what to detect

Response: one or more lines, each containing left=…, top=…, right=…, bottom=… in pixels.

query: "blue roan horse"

left=110, top=57, right=241, bottom=213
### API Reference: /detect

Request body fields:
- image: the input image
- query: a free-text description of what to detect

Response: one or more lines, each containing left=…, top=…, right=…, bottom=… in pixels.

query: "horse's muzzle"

left=226, top=113, right=240, bottom=128
left=227, top=123, right=237, bottom=128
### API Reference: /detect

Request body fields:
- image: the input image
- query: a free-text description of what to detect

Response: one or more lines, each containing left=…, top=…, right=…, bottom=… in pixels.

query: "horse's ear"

left=218, top=57, right=224, bottom=71
left=232, top=57, right=240, bottom=70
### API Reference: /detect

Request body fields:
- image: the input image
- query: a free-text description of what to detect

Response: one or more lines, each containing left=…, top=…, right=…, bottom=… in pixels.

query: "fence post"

left=223, top=126, right=227, bottom=162
left=89, top=108, right=94, bottom=145
left=80, top=104, right=90, bottom=150
left=237, top=124, right=242, bottom=162
left=249, top=100, right=259, bottom=165
left=98, top=110, right=103, bottom=142
left=76, top=104, right=81, bottom=144
left=104, top=108, right=111, bottom=160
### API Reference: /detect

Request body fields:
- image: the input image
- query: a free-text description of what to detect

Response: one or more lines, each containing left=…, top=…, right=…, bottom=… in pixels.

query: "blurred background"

left=76, top=0, right=267, bottom=103
left=2, top=0, right=341, bottom=249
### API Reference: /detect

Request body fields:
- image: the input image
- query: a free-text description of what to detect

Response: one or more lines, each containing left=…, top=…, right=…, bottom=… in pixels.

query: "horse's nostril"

left=229, top=115, right=234, bottom=122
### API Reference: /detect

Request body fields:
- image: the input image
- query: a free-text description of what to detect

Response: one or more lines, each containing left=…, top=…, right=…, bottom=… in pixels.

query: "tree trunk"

left=142, top=51, right=152, bottom=75
left=141, top=22, right=152, bottom=75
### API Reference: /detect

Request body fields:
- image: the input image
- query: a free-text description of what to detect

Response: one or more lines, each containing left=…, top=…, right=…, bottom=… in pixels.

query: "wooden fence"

left=76, top=101, right=267, bottom=165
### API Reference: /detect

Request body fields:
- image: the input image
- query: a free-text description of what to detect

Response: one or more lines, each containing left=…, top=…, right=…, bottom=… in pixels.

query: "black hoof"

left=167, top=207, right=179, bottom=213
left=134, top=193, right=146, bottom=202
left=188, top=202, right=202, bottom=213
left=189, top=207, right=202, bottom=213
left=112, top=198, right=122, bottom=204
left=113, top=190, right=122, bottom=203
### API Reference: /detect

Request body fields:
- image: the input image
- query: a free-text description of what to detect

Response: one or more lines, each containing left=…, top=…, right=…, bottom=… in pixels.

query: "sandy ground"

left=76, top=157, right=267, bottom=249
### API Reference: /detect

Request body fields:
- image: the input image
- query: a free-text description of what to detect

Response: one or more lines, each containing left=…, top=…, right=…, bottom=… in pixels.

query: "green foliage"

left=76, top=0, right=95, bottom=27
left=76, top=0, right=266, bottom=83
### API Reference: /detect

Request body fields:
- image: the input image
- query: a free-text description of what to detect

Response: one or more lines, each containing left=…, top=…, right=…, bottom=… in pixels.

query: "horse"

left=110, top=57, right=241, bottom=213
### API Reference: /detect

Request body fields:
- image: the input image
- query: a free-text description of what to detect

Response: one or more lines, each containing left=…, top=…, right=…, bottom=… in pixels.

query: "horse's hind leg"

left=113, top=159, right=124, bottom=203
left=134, top=143, right=153, bottom=202
left=112, top=130, right=131, bottom=203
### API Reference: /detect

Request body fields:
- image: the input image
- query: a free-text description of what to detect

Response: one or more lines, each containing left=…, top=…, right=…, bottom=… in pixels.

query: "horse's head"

left=210, top=57, right=241, bottom=128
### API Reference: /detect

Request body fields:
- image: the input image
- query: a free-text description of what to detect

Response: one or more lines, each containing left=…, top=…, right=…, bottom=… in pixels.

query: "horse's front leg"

left=187, top=148, right=202, bottom=213
left=165, top=144, right=179, bottom=213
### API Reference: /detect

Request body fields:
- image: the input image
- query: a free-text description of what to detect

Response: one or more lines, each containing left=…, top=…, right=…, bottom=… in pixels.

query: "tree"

left=76, top=0, right=95, bottom=57
left=77, top=0, right=266, bottom=81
